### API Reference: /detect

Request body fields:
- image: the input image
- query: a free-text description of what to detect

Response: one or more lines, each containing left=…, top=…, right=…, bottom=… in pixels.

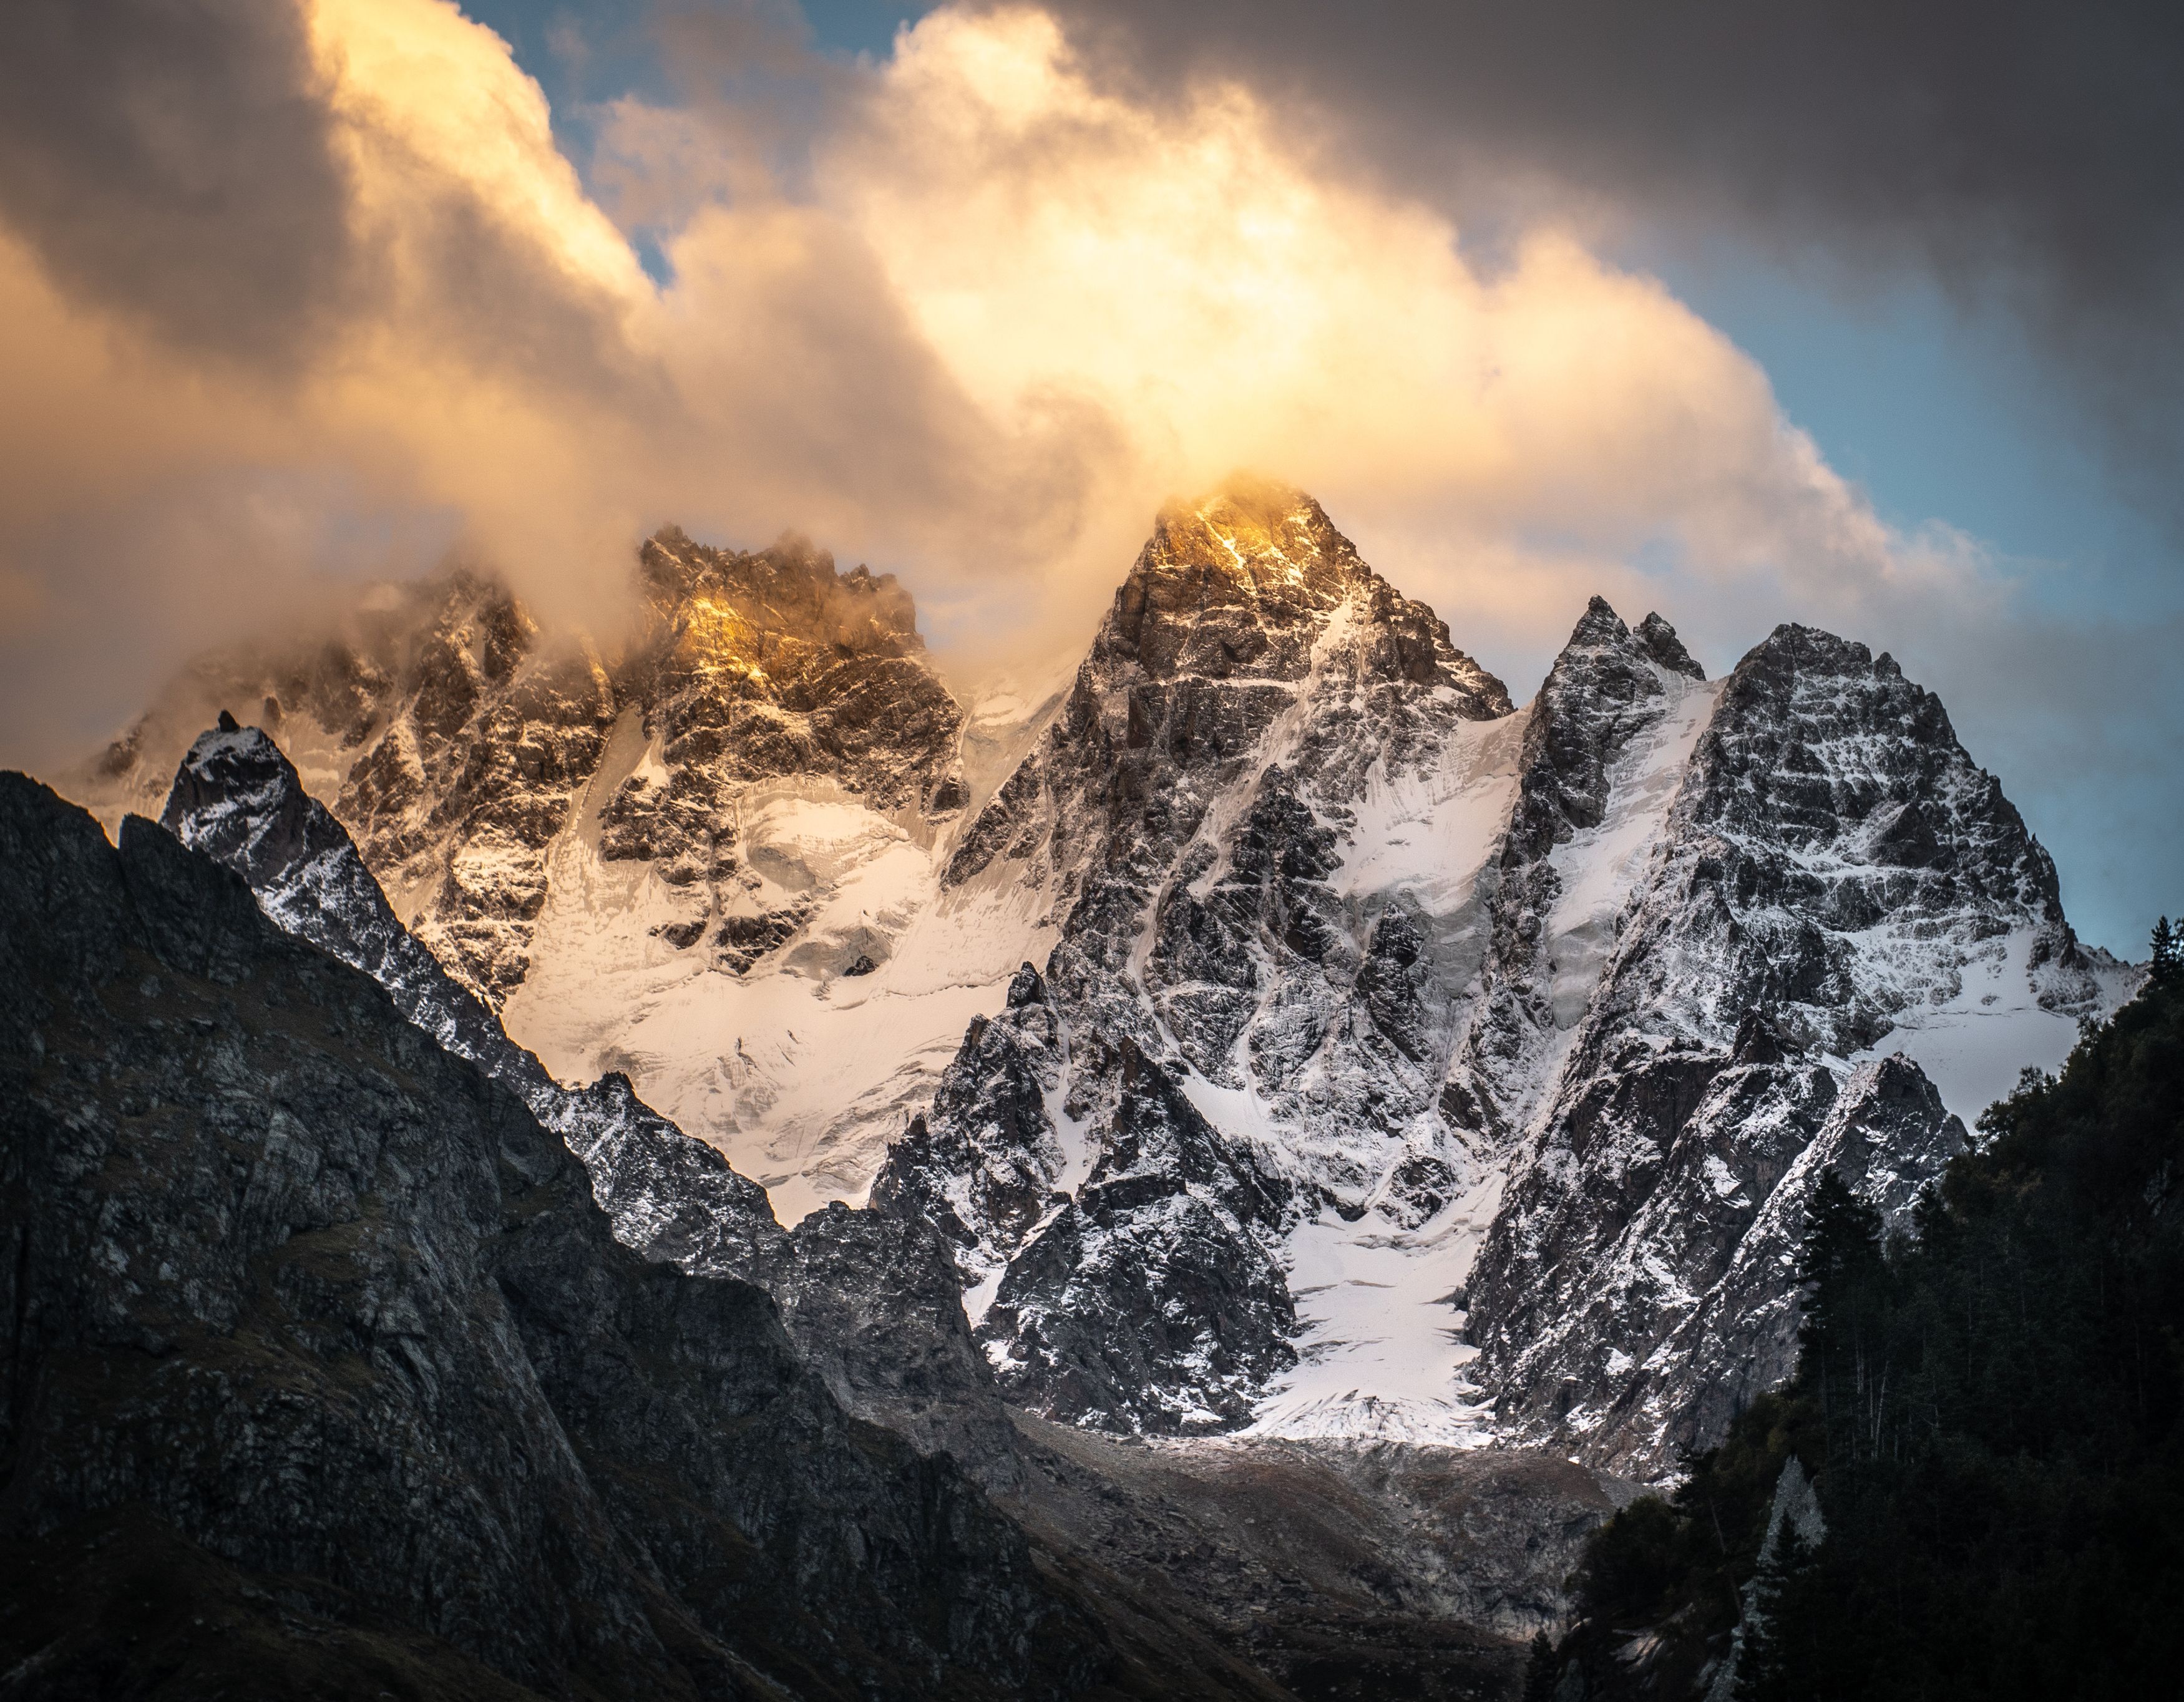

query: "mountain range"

left=16, top=477, right=2140, bottom=1695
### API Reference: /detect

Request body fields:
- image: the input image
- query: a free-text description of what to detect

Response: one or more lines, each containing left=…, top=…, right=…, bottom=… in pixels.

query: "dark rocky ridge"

left=154, top=720, right=1031, bottom=1477
left=0, top=773, right=1216, bottom=1699
left=160, top=722, right=787, bottom=1278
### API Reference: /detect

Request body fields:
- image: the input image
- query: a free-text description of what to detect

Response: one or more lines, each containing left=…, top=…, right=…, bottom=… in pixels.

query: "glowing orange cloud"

left=0, top=0, right=1992, bottom=765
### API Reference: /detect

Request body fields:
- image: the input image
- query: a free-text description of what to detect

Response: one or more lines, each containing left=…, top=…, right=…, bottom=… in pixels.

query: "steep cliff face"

left=81, top=568, right=617, bottom=1008
left=1446, top=596, right=1718, bottom=1150
left=919, top=482, right=1527, bottom=1437
left=1461, top=621, right=2124, bottom=1471
left=0, top=774, right=1149, bottom=1701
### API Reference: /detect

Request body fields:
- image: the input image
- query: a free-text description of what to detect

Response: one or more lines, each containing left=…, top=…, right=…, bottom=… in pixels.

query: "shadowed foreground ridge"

left=0, top=771, right=1274, bottom=1701
left=147, top=724, right=1621, bottom=1700
left=1544, top=963, right=2184, bottom=1700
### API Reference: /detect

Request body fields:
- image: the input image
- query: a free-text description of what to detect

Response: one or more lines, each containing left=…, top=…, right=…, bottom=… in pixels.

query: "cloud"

left=0, top=0, right=361, bottom=368
left=0, top=1, right=1957, bottom=649
left=1033, top=0, right=2184, bottom=534
left=0, top=0, right=2169, bottom=946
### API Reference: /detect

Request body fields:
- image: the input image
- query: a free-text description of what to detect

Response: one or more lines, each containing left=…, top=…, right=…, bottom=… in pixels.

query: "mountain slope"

left=10, top=761, right=1624, bottom=1700
left=892, top=503, right=2134, bottom=1466
left=0, top=772, right=1204, bottom=1701
left=74, top=534, right=983, bottom=1223
left=159, top=716, right=786, bottom=1278
left=912, top=481, right=1527, bottom=1438
left=154, top=717, right=1027, bottom=1472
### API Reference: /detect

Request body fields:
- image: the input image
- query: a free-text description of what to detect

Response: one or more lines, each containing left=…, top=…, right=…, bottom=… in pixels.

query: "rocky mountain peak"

left=640, top=526, right=926, bottom=660
left=1445, top=593, right=1718, bottom=1150
left=1566, top=593, right=1630, bottom=648
left=1100, top=480, right=1363, bottom=681
left=1505, top=596, right=1709, bottom=866
left=1095, top=479, right=1514, bottom=710
left=1634, top=610, right=1706, bottom=680
left=1647, top=616, right=2085, bottom=1050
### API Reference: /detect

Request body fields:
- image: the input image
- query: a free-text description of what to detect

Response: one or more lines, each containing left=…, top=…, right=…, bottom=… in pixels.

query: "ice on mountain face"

left=500, top=753, right=1040, bottom=1225
left=1856, top=923, right=2135, bottom=1117
left=1241, top=1179, right=1503, bottom=1446
left=482, top=533, right=998, bottom=1217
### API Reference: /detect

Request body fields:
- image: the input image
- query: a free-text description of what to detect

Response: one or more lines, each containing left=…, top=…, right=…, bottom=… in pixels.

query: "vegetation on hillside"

left=1547, top=931, right=2184, bottom=1700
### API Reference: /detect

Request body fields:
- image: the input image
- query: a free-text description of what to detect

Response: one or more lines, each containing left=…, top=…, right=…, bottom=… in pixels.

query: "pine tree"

left=1796, top=1171, right=1888, bottom=1467
left=1523, top=1630, right=1559, bottom=1702
left=2152, top=915, right=2178, bottom=985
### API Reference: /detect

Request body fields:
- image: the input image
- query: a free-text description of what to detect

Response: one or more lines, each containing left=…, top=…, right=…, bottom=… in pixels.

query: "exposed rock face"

left=891, top=531, right=2133, bottom=1469
left=979, top=1041, right=1299, bottom=1433
left=916, top=482, right=1524, bottom=1436
left=1463, top=621, right=2105, bottom=1471
left=78, top=533, right=962, bottom=1009
left=1632, top=1054, right=1969, bottom=1457
left=0, top=774, right=1152, bottom=1700
left=869, top=961, right=1070, bottom=1286
left=158, top=722, right=786, bottom=1280
left=1593, top=622, right=2100, bottom=1057
left=756, top=1195, right=1024, bottom=1472
left=1447, top=596, right=1718, bottom=1148
left=608, top=530, right=963, bottom=976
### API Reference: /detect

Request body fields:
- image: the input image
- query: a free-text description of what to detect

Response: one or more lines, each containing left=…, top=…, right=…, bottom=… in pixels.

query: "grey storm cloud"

left=0, top=0, right=364, bottom=370
left=1043, top=0, right=2184, bottom=529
